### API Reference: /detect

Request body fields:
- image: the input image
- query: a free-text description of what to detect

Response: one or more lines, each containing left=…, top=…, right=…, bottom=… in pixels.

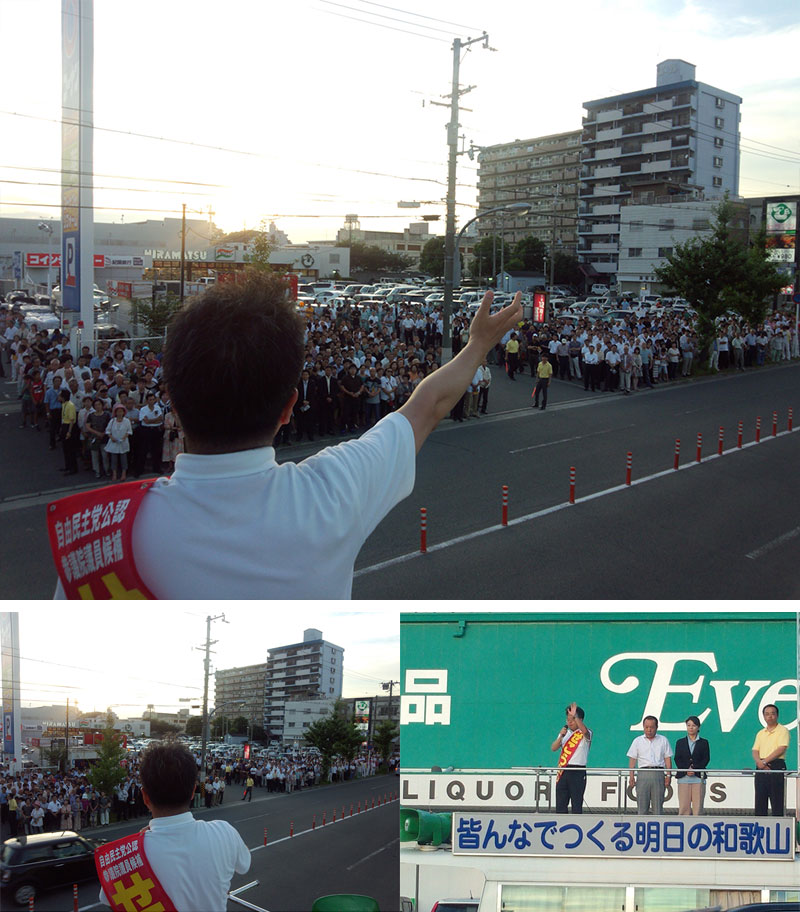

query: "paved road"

left=2, top=359, right=798, bottom=599
left=19, top=775, right=399, bottom=911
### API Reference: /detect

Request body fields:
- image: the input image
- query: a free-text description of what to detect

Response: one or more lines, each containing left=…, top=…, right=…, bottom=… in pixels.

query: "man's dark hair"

left=140, top=741, right=197, bottom=809
left=643, top=715, right=659, bottom=727
left=566, top=704, right=585, bottom=720
left=763, top=704, right=779, bottom=718
left=163, top=272, right=304, bottom=448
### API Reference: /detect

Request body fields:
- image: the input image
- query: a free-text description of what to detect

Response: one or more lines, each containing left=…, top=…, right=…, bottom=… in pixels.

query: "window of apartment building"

left=714, top=117, right=724, bottom=129
left=715, top=97, right=725, bottom=109
left=628, top=248, right=643, bottom=257
left=714, top=137, right=724, bottom=149
left=712, top=176, right=723, bottom=187
left=330, top=677, right=335, bottom=683
left=659, top=219, right=675, bottom=231
left=713, top=156, right=723, bottom=168
left=630, top=220, right=643, bottom=231
left=658, top=247, right=673, bottom=257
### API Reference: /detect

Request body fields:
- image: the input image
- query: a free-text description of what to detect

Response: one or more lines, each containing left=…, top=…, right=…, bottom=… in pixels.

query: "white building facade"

left=264, top=628, right=343, bottom=741
left=579, top=59, right=741, bottom=284
left=282, top=698, right=337, bottom=745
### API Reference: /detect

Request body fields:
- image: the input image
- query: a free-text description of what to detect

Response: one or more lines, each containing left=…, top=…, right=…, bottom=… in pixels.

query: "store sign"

left=451, top=812, right=794, bottom=860
left=143, top=249, right=208, bottom=261
left=215, top=246, right=236, bottom=260
left=400, top=614, right=797, bottom=772
left=26, top=252, right=105, bottom=268
left=533, top=292, right=546, bottom=323
left=765, top=200, right=796, bottom=263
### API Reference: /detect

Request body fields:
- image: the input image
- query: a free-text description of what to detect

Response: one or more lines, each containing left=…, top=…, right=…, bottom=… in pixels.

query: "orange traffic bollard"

left=290, top=820, right=294, bottom=837
left=419, top=507, right=427, bottom=553
left=501, top=485, right=508, bottom=526
left=264, top=828, right=268, bottom=846
left=718, top=427, right=724, bottom=455
left=772, top=411, right=778, bottom=436
left=674, top=439, right=680, bottom=470
left=756, top=416, right=761, bottom=443
left=625, top=452, right=632, bottom=486
left=737, top=421, right=743, bottom=448
left=569, top=466, right=576, bottom=504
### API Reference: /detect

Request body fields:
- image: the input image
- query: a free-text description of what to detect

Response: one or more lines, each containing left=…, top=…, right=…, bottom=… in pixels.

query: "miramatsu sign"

left=399, top=612, right=798, bottom=773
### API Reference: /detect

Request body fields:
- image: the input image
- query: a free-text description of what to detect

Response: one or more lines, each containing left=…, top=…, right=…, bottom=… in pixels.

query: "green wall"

left=400, top=612, right=798, bottom=771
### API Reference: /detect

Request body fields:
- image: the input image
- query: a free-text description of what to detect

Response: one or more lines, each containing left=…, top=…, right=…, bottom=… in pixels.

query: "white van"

left=591, top=283, right=610, bottom=295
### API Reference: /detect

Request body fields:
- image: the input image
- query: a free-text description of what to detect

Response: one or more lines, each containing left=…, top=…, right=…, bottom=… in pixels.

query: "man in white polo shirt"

left=51, top=273, right=522, bottom=599
left=627, top=715, right=672, bottom=814
left=99, top=741, right=250, bottom=911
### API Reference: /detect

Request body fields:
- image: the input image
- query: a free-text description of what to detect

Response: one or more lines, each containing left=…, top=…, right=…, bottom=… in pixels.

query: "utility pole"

left=180, top=202, right=187, bottom=305
left=382, top=679, right=399, bottom=721
left=442, top=32, right=491, bottom=364
left=198, top=613, right=226, bottom=782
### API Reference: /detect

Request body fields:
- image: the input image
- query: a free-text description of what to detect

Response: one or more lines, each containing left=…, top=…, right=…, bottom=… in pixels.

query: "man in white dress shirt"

left=100, top=741, right=250, bottom=911
left=627, top=715, right=672, bottom=814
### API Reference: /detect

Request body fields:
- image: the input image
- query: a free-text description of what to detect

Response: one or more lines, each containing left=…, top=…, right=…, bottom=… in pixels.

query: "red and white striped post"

left=695, top=433, right=702, bottom=463
left=718, top=427, right=724, bottom=455
left=737, top=420, right=743, bottom=448
left=322, top=810, right=326, bottom=826
left=263, top=828, right=268, bottom=846
left=341, top=806, right=345, bottom=820
left=28, top=897, right=34, bottom=912
left=333, top=808, right=336, bottom=822
left=350, top=803, right=353, bottom=817
left=73, top=884, right=79, bottom=912
left=357, top=800, right=361, bottom=813
left=625, top=452, right=632, bottom=486
left=772, top=411, right=778, bottom=436
left=501, top=485, right=508, bottom=526
left=419, top=508, right=427, bottom=553
left=673, top=439, right=680, bottom=470
left=789, top=408, right=794, bottom=431
left=371, top=796, right=375, bottom=809
left=312, top=814, right=316, bottom=830
left=755, top=416, right=761, bottom=443
left=290, top=820, right=294, bottom=837
left=569, top=467, right=576, bottom=504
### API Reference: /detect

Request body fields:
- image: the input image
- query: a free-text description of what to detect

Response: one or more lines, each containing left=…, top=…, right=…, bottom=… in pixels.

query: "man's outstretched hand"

left=467, top=290, right=523, bottom=354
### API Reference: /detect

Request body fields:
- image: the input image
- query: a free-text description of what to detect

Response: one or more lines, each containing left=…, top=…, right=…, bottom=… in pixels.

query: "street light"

left=37, top=220, right=54, bottom=299
left=451, top=202, right=531, bottom=295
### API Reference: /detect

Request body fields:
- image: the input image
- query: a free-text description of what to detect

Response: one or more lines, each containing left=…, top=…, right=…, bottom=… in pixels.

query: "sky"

left=0, top=0, right=799, bottom=245
left=5, top=605, right=399, bottom=718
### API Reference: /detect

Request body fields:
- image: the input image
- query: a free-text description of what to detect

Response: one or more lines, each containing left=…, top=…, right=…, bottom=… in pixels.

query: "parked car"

left=430, top=900, right=480, bottom=912
left=0, top=831, right=105, bottom=906
left=591, top=283, right=610, bottom=295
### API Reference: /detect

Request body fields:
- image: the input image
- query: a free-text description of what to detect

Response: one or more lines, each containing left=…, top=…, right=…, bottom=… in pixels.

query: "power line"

left=318, top=0, right=458, bottom=36
left=0, top=162, right=228, bottom=189
left=354, top=0, right=482, bottom=31
left=317, top=6, right=449, bottom=41
left=15, top=652, right=201, bottom=691
left=0, top=178, right=212, bottom=198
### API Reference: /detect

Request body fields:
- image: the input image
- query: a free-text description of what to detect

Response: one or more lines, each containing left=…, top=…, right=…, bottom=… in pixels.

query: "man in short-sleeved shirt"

left=627, top=716, right=672, bottom=815
left=752, top=703, right=790, bottom=816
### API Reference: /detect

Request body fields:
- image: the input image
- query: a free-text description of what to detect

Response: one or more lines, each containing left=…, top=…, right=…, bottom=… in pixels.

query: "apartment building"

left=579, top=59, right=742, bottom=283
left=264, top=629, right=343, bottom=740
left=214, top=662, right=269, bottom=730
left=476, top=130, right=581, bottom=253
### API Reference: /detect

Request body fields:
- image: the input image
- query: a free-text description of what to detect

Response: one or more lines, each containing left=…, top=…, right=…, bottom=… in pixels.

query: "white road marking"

left=510, top=425, right=632, bottom=454
left=346, top=836, right=400, bottom=871
left=353, top=428, right=799, bottom=578
left=746, top=525, right=800, bottom=560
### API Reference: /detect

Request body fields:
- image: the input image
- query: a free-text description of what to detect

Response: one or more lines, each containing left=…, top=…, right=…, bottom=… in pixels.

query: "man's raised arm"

left=399, top=291, right=522, bottom=453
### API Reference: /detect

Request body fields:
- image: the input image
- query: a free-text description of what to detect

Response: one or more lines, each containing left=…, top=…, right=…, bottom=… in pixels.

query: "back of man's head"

left=163, top=273, right=304, bottom=449
left=140, top=741, right=197, bottom=811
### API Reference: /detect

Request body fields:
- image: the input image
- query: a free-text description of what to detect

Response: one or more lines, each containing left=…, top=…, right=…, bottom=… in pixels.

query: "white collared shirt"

left=57, top=412, right=415, bottom=599
left=627, top=733, right=672, bottom=768
left=98, top=811, right=250, bottom=911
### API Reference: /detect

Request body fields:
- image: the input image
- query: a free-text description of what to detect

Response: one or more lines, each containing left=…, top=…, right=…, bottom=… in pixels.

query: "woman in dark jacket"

left=674, top=714, right=710, bottom=815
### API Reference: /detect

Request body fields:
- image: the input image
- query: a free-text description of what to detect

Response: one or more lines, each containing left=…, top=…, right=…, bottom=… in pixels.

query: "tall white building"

left=264, top=629, right=343, bottom=740
left=579, top=59, right=742, bottom=284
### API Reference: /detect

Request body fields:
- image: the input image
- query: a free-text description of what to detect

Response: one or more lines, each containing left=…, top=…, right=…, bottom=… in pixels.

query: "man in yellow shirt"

left=59, top=388, right=80, bottom=475
left=752, top=703, right=790, bottom=816
left=532, top=353, right=553, bottom=410
left=505, top=333, right=520, bottom=380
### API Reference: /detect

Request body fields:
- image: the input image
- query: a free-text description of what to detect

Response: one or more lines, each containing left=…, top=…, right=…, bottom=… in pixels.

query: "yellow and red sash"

left=95, top=829, right=176, bottom=912
left=47, top=480, right=157, bottom=599
left=556, top=729, right=585, bottom=781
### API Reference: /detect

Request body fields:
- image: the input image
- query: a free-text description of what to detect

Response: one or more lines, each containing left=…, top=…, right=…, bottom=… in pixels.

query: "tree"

left=552, top=252, right=582, bottom=288
left=420, top=236, right=445, bottom=277
left=149, top=719, right=180, bottom=738
left=724, top=228, right=784, bottom=327
left=470, top=236, right=511, bottom=282
left=342, top=242, right=412, bottom=274
left=184, top=716, right=203, bottom=737
left=371, top=720, right=399, bottom=769
left=87, top=714, right=128, bottom=799
left=247, top=218, right=274, bottom=273
left=43, top=742, right=67, bottom=773
left=130, top=293, right=182, bottom=340
left=655, top=199, right=783, bottom=360
left=511, top=236, right=547, bottom=272
left=303, top=700, right=363, bottom=782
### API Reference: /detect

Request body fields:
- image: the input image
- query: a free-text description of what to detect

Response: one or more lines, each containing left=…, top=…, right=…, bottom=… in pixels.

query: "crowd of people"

left=497, top=307, right=799, bottom=395
left=4, top=296, right=798, bottom=484
left=0, top=743, right=388, bottom=839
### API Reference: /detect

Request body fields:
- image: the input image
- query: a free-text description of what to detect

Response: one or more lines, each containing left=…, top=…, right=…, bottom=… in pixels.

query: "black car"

left=0, top=830, right=105, bottom=906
